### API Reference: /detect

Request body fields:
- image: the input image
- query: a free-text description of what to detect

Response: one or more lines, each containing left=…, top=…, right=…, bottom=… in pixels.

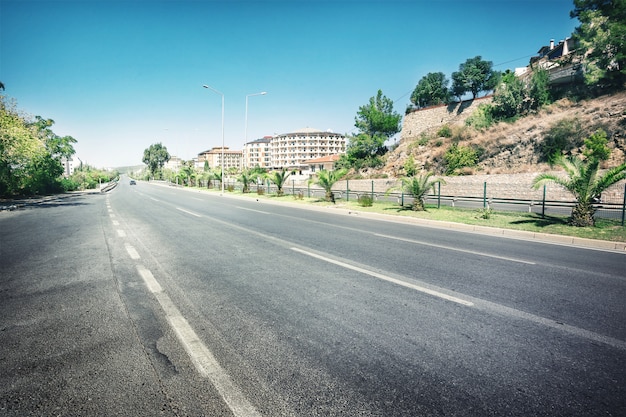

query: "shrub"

left=444, top=144, right=478, bottom=175
left=465, top=103, right=494, bottom=130
left=358, top=194, right=374, bottom=207
left=437, top=125, right=452, bottom=138
left=256, top=187, right=265, bottom=195
left=540, top=118, right=584, bottom=164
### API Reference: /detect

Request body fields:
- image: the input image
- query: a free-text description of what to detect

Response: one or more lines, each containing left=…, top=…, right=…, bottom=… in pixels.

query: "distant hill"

left=115, top=165, right=145, bottom=174
left=381, top=91, right=626, bottom=177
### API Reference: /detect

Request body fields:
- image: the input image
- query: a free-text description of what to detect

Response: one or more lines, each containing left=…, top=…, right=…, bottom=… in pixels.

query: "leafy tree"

left=532, top=154, right=626, bottom=227
left=451, top=56, right=500, bottom=99
left=142, top=142, right=170, bottom=178
left=267, top=169, right=290, bottom=196
left=583, top=129, right=611, bottom=160
left=238, top=169, right=253, bottom=193
left=315, top=168, right=347, bottom=203
left=410, top=72, right=451, bottom=108
left=492, top=71, right=526, bottom=119
left=528, top=68, right=552, bottom=109
left=396, top=172, right=445, bottom=211
left=179, top=162, right=196, bottom=186
left=571, top=0, right=626, bottom=85
left=345, top=90, right=402, bottom=169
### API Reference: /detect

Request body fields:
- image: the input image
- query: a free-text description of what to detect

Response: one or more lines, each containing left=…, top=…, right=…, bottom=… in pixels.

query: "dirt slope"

left=382, top=91, right=626, bottom=177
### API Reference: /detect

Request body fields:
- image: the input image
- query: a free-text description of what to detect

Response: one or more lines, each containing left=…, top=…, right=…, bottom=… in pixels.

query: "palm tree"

left=532, top=155, right=626, bottom=227
left=399, top=172, right=445, bottom=211
left=238, top=169, right=253, bottom=193
left=315, top=169, right=348, bottom=203
left=268, top=169, right=290, bottom=196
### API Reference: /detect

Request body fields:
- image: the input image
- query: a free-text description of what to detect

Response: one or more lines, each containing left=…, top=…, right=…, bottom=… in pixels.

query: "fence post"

left=483, top=182, right=487, bottom=209
left=371, top=181, right=374, bottom=201
left=437, top=182, right=441, bottom=209
left=292, top=179, right=295, bottom=196
left=401, top=191, right=404, bottom=207
left=621, top=183, right=626, bottom=226
left=542, top=185, right=546, bottom=219
left=346, top=180, right=349, bottom=202
left=308, top=182, right=310, bottom=198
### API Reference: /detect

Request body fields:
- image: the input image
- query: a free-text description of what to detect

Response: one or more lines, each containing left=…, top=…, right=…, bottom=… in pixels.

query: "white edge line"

left=291, top=247, right=474, bottom=307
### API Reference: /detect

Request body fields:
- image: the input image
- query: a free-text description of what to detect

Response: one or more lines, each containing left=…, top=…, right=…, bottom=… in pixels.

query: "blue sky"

left=1, top=0, right=579, bottom=168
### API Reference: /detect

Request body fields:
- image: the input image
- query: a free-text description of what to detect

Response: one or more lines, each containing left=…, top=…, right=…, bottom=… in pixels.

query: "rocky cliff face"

left=382, top=91, right=626, bottom=177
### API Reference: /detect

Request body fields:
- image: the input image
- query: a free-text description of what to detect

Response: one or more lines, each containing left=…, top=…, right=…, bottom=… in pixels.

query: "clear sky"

left=1, top=0, right=579, bottom=169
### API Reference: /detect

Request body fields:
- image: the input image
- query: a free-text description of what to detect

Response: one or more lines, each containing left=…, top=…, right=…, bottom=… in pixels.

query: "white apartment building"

left=271, top=127, right=346, bottom=170
left=243, top=137, right=272, bottom=169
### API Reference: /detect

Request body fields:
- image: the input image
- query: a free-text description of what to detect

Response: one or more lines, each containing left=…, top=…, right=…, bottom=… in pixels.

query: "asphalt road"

left=1, top=179, right=625, bottom=416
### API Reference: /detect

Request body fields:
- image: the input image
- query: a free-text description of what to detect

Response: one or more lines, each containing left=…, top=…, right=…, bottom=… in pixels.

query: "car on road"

left=129, top=180, right=136, bottom=185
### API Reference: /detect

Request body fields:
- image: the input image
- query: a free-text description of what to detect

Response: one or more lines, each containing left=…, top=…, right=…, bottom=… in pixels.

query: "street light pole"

left=202, top=84, right=225, bottom=194
left=244, top=92, right=267, bottom=169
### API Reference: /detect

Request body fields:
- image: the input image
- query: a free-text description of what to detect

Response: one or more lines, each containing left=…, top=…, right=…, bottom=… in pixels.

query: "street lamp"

left=245, top=92, right=267, bottom=169
left=202, top=84, right=225, bottom=194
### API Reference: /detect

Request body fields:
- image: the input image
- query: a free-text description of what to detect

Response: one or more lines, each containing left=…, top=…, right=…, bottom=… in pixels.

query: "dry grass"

left=384, top=91, right=626, bottom=177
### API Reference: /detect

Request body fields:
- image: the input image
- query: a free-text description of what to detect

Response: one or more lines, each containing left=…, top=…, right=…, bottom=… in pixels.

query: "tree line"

left=0, top=91, right=117, bottom=197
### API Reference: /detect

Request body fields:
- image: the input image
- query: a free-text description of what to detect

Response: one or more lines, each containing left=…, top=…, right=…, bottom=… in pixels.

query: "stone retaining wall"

left=401, top=96, right=493, bottom=141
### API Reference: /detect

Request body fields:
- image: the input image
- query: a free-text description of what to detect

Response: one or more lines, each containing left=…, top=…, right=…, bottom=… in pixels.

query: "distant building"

left=271, top=128, right=346, bottom=170
left=516, top=37, right=582, bottom=85
left=198, top=147, right=243, bottom=171
left=303, top=154, right=342, bottom=173
left=243, top=137, right=272, bottom=169
left=164, top=155, right=183, bottom=172
left=61, top=156, right=79, bottom=177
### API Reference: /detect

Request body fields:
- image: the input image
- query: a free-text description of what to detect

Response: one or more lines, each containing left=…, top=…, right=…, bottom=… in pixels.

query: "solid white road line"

left=291, top=247, right=474, bottom=307
left=374, top=233, right=536, bottom=265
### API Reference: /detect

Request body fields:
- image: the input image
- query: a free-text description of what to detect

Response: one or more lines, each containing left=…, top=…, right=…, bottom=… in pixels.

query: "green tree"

left=238, top=169, right=253, bottom=193
left=583, top=129, right=612, bottom=160
left=345, top=90, right=402, bottom=169
left=492, top=70, right=526, bottom=119
left=179, top=162, right=196, bottom=186
left=397, top=172, right=445, bottom=211
left=315, top=168, right=347, bottom=203
left=268, top=169, right=290, bottom=196
left=142, top=143, right=170, bottom=179
left=410, top=72, right=451, bottom=108
left=532, top=154, right=626, bottom=227
left=451, top=56, right=500, bottom=99
left=571, top=0, right=626, bottom=85
left=528, top=68, right=552, bottom=109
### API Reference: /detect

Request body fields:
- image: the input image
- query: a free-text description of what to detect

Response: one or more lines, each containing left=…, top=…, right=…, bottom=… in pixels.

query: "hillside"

left=382, top=91, right=626, bottom=177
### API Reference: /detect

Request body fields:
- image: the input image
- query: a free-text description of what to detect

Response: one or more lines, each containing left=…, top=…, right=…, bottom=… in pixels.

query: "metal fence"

left=192, top=178, right=626, bottom=225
